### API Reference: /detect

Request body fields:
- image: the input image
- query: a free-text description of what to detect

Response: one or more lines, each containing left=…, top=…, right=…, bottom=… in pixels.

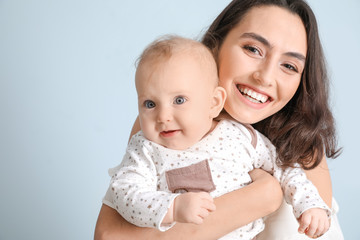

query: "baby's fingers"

left=193, top=205, right=213, bottom=225
left=298, top=214, right=311, bottom=234
left=312, top=217, right=330, bottom=238
left=197, top=192, right=216, bottom=212
left=198, top=192, right=214, bottom=202
left=192, top=214, right=205, bottom=225
left=306, top=218, right=319, bottom=238
left=198, top=207, right=210, bottom=219
left=202, top=198, right=216, bottom=212
left=300, top=208, right=330, bottom=238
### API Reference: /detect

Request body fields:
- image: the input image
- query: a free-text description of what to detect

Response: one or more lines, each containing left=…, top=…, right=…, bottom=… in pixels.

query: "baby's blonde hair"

left=136, top=35, right=219, bottom=86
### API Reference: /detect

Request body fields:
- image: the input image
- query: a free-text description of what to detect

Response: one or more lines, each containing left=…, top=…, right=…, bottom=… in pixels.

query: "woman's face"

left=218, top=5, right=307, bottom=124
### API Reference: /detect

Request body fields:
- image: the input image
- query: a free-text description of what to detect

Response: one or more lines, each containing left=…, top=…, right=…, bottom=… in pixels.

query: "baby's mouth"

left=160, top=130, right=179, bottom=137
left=237, top=85, right=270, bottom=104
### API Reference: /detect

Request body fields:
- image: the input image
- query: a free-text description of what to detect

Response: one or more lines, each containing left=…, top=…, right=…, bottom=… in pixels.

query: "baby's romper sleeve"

left=248, top=127, right=331, bottom=218
left=109, top=132, right=179, bottom=231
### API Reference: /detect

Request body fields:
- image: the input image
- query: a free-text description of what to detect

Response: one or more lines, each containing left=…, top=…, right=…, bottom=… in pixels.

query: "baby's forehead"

left=139, top=50, right=218, bottom=85
left=144, top=44, right=214, bottom=66
left=138, top=37, right=215, bottom=66
left=136, top=37, right=219, bottom=88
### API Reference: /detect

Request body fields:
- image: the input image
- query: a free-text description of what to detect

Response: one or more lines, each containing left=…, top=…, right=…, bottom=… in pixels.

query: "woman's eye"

left=144, top=100, right=156, bottom=109
left=244, top=45, right=261, bottom=55
left=283, top=63, right=298, bottom=73
left=174, top=96, right=186, bottom=105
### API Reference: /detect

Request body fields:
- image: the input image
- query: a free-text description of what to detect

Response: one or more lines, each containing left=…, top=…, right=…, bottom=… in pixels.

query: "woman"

left=95, top=0, right=342, bottom=239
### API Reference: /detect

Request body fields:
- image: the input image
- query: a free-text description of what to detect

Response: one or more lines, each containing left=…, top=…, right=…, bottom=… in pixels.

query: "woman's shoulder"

left=216, top=119, right=258, bottom=147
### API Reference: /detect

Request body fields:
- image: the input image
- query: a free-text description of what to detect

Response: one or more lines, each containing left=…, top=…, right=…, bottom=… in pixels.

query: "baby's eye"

left=144, top=100, right=156, bottom=109
left=174, top=96, right=186, bottom=105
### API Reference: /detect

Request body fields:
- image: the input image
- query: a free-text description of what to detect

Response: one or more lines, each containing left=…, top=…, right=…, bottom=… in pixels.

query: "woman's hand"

left=249, top=168, right=270, bottom=181
left=248, top=168, right=283, bottom=213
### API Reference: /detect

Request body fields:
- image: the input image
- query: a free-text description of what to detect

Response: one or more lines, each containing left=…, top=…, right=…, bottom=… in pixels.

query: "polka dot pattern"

left=107, top=120, right=331, bottom=238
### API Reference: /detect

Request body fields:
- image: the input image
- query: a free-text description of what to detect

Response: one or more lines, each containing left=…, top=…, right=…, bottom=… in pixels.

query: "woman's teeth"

left=237, top=86, right=268, bottom=103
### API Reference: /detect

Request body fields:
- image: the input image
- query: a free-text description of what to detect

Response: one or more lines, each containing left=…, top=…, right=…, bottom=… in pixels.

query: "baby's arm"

left=110, top=135, right=179, bottom=231
left=302, top=155, right=333, bottom=237
left=253, top=132, right=331, bottom=238
left=280, top=167, right=330, bottom=238
left=304, top=155, right=332, bottom=208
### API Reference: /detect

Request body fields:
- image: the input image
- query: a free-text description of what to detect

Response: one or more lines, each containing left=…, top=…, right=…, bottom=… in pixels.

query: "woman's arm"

left=94, top=169, right=283, bottom=240
left=304, top=155, right=332, bottom=208
left=129, top=116, right=141, bottom=141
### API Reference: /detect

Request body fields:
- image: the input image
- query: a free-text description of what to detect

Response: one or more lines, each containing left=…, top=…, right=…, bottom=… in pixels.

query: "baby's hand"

left=298, top=208, right=330, bottom=238
left=173, top=192, right=216, bottom=224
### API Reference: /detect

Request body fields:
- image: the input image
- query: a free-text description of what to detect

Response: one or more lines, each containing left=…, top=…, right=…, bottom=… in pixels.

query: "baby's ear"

left=210, top=86, right=227, bottom=118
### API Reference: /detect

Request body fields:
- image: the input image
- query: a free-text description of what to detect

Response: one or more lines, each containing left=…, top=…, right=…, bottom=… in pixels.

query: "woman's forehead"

left=232, top=5, right=307, bottom=55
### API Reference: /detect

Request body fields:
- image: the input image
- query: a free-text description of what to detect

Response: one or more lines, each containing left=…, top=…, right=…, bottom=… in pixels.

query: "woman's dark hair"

left=202, top=0, right=341, bottom=169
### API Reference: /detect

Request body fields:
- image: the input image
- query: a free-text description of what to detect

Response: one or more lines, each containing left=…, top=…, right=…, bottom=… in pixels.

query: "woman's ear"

left=210, top=86, right=227, bottom=118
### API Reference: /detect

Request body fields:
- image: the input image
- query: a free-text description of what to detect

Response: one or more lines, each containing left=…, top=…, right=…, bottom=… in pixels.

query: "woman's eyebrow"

left=240, top=32, right=306, bottom=62
left=284, top=52, right=306, bottom=63
left=240, top=32, right=270, bottom=47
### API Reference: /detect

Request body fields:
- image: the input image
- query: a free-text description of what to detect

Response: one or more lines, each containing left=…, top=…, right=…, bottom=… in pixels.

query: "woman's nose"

left=253, top=59, right=276, bottom=86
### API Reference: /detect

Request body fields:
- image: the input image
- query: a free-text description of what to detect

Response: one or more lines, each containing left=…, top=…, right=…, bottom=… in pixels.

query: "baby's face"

left=136, top=52, right=216, bottom=150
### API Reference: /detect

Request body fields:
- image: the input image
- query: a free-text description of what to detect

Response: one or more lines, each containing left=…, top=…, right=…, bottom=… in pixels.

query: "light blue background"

left=0, top=0, right=358, bottom=239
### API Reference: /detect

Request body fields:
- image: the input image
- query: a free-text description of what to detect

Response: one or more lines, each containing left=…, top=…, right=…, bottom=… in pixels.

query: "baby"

left=105, top=36, right=330, bottom=239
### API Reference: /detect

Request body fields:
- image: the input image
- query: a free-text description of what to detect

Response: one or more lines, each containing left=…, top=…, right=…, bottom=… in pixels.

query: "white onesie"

left=103, top=119, right=330, bottom=240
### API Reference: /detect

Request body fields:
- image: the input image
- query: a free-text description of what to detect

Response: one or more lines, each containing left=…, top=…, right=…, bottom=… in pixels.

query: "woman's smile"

left=236, top=84, right=271, bottom=104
